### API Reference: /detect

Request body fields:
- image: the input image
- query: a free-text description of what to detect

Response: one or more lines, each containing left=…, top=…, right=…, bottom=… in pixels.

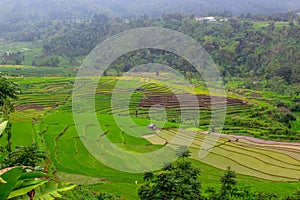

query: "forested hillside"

left=1, top=0, right=300, bottom=19
left=98, top=0, right=300, bottom=17
left=1, top=0, right=300, bottom=38
left=2, top=14, right=298, bottom=95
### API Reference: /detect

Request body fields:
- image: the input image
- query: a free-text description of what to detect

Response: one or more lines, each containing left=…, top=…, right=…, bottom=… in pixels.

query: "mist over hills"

left=1, top=0, right=300, bottom=21
left=100, top=0, right=300, bottom=17
left=1, top=0, right=300, bottom=38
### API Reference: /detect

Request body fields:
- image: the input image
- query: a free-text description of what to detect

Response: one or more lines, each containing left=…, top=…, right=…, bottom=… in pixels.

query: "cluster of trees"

left=138, top=147, right=203, bottom=199
left=138, top=147, right=300, bottom=200
left=37, top=14, right=300, bottom=93
left=1, top=0, right=299, bottom=26
left=61, top=187, right=120, bottom=200
left=0, top=49, right=61, bottom=68
left=1, top=9, right=299, bottom=96
left=239, top=10, right=300, bottom=22
left=0, top=51, right=25, bottom=65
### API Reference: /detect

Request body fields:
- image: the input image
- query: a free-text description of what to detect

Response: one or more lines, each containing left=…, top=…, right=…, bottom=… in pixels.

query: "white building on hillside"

left=195, top=16, right=217, bottom=22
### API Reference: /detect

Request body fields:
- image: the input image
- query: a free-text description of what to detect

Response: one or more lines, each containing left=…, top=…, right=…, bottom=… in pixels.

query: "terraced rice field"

left=0, top=77, right=74, bottom=148
left=149, top=129, right=300, bottom=182
left=2, top=75, right=300, bottom=198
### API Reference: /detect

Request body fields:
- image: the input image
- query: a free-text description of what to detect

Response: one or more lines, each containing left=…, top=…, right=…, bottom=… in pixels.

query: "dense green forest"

left=1, top=0, right=300, bottom=38
left=1, top=12, right=299, bottom=95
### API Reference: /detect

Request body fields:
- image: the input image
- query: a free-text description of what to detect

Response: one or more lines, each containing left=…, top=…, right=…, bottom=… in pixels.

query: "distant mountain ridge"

left=101, top=0, right=300, bottom=17
left=1, top=0, right=300, bottom=21
left=0, top=0, right=113, bottom=20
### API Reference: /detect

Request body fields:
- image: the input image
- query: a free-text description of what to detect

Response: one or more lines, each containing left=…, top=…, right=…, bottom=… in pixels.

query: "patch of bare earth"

left=278, top=106, right=292, bottom=114
left=139, top=93, right=247, bottom=109
left=142, top=134, right=167, bottom=145
left=15, top=104, right=59, bottom=111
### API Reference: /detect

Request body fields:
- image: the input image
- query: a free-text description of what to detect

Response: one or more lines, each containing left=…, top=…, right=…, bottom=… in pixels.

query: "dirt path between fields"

left=144, top=130, right=300, bottom=151
left=201, top=131, right=300, bottom=150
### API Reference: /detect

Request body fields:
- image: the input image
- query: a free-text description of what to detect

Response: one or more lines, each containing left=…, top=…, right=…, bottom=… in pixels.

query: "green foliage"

left=59, top=186, right=120, bottom=200
left=60, top=186, right=98, bottom=199
left=2, top=143, right=46, bottom=168
left=0, top=72, right=18, bottom=117
left=138, top=150, right=203, bottom=200
left=0, top=166, right=75, bottom=200
left=0, top=51, right=25, bottom=65
left=0, top=73, right=19, bottom=152
left=97, top=193, right=120, bottom=200
left=0, top=120, right=8, bottom=136
left=21, top=182, right=76, bottom=200
left=0, top=65, right=75, bottom=77
left=2, top=76, right=298, bottom=199
left=0, top=167, right=47, bottom=199
left=205, top=167, right=279, bottom=200
left=143, top=172, right=154, bottom=182
left=220, top=167, right=238, bottom=198
left=0, top=167, right=23, bottom=200
left=8, top=179, right=48, bottom=199
left=176, top=146, right=192, bottom=160
left=28, top=16, right=299, bottom=95
left=0, top=74, right=298, bottom=199
left=1, top=11, right=300, bottom=94
left=284, top=188, right=300, bottom=200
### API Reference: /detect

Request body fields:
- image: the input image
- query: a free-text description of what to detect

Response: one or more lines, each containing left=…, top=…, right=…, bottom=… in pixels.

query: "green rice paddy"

left=1, top=75, right=299, bottom=199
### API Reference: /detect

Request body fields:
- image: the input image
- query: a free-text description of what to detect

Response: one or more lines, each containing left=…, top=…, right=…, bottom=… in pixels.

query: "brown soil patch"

left=15, top=104, right=59, bottom=111
left=278, top=106, right=292, bottom=114
left=138, top=93, right=247, bottom=109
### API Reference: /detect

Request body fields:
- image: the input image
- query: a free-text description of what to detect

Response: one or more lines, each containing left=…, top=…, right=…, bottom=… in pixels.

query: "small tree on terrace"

left=0, top=73, right=18, bottom=117
left=220, top=167, right=237, bottom=199
left=0, top=73, right=19, bottom=152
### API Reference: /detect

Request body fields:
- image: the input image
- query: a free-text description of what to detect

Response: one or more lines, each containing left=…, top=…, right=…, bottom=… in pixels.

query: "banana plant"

left=0, top=167, right=76, bottom=200
left=0, top=118, right=8, bottom=162
left=0, top=167, right=23, bottom=200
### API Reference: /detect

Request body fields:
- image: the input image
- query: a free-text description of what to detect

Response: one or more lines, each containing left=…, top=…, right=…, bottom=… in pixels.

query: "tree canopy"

left=0, top=73, right=18, bottom=118
left=138, top=147, right=203, bottom=200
